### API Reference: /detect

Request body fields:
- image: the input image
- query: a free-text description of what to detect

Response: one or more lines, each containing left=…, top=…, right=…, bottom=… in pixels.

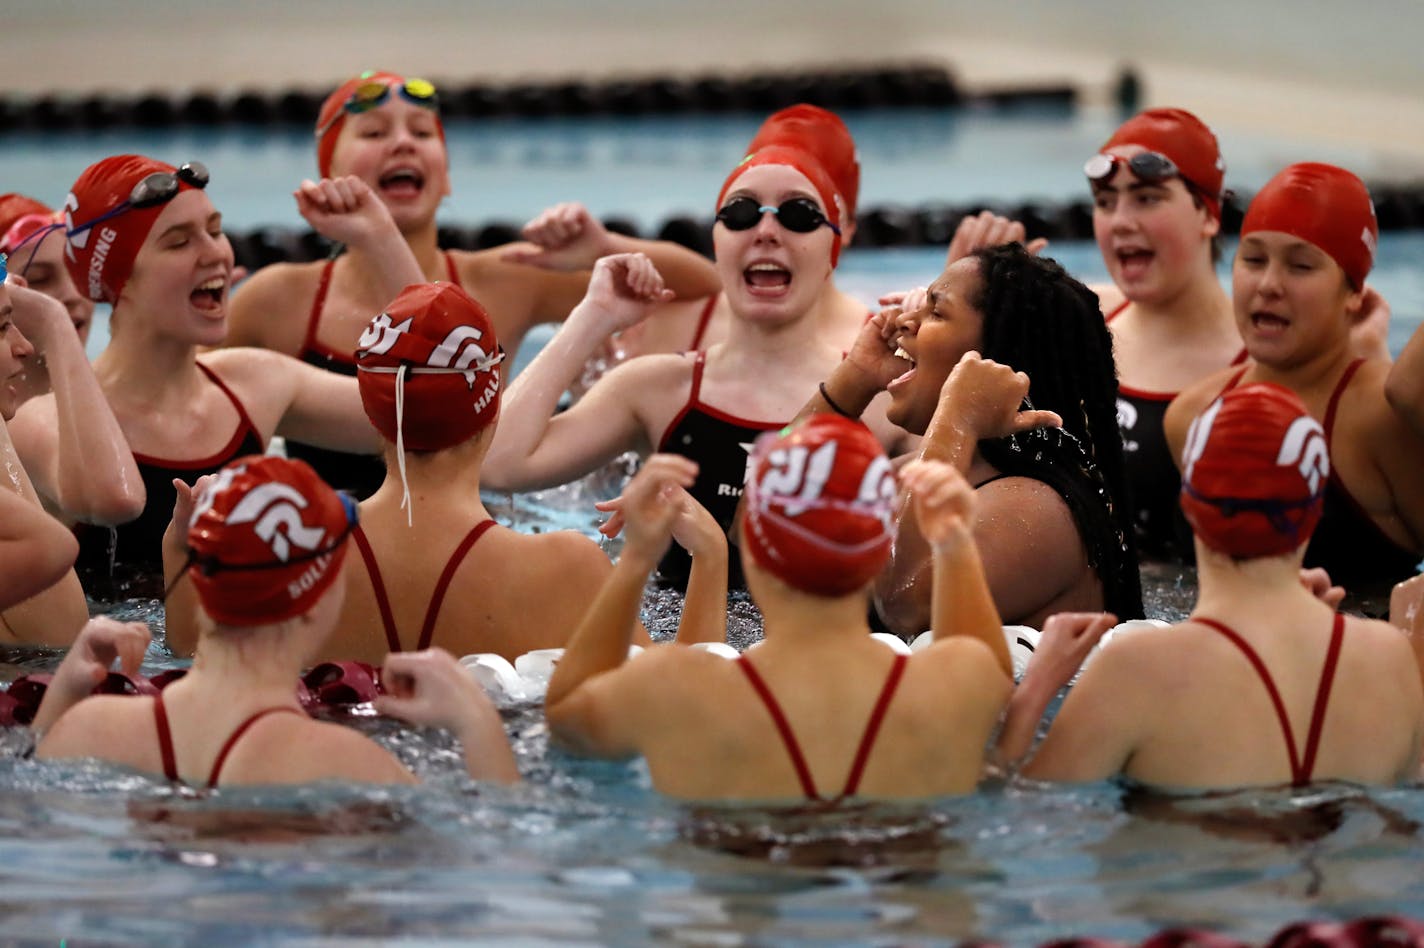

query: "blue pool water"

left=4, top=108, right=1424, bottom=944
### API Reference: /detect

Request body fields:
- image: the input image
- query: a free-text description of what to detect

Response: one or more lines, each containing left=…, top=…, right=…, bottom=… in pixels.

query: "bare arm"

left=482, top=254, right=673, bottom=491
left=545, top=455, right=696, bottom=754
left=159, top=476, right=212, bottom=657
left=30, top=618, right=151, bottom=737
left=8, top=284, right=144, bottom=525
left=270, top=355, right=381, bottom=453
left=1386, top=312, right=1424, bottom=439
left=375, top=649, right=519, bottom=784
left=0, top=486, right=78, bottom=616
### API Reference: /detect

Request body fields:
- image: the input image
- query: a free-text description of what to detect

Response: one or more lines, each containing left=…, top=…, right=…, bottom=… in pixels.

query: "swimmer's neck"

left=1118, top=273, right=1234, bottom=341
left=365, top=435, right=492, bottom=520
left=756, top=588, right=875, bottom=645
left=93, top=331, right=206, bottom=402
left=721, top=296, right=838, bottom=362
left=1191, top=542, right=1323, bottom=621
left=184, top=624, right=310, bottom=706
left=1238, top=335, right=1358, bottom=403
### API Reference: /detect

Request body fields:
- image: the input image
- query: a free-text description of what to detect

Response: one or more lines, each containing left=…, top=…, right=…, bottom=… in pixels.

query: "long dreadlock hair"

left=969, top=243, right=1144, bottom=619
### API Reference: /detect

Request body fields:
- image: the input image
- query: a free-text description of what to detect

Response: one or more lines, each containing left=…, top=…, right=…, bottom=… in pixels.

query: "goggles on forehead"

left=1084, top=151, right=1180, bottom=186
left=316, top=77, right=439, bottom=138
left=162, top=491, right=359, bottom=601
left=715, top=196, right=840, bottom=235
left=67, top=161, right=211, bottom=242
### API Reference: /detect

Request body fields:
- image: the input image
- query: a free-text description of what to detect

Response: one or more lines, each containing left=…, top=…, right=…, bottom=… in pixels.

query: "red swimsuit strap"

left=153, top=692, right=179, bottom=782
left=688, top=294, right=719, bottom=351
left=655, top=352, right=707, bottom=450
left=1104, top=299, right=1130, bottom=323
left=417, top=519, right=497, bottom=651
left=736, top=656, right=819, bottom=799
left=303, top=259, right=336, bottom=353
left=1299, top=613, right=1346, bottom=783
left=1192, top=616, right=1305, bottom=784
left=195, top=362, right=261, bottom=443
left=1321, top=359, right=1366, bottom=445
left=1215, top=365, right=1251, bottom=399
left=206, top=706, right=304, bottom=788
left=442, top=251, right=462, bottom=287
left=840, top=653, right=908, bottom=798
left=351, top=524, right=402, bottom=653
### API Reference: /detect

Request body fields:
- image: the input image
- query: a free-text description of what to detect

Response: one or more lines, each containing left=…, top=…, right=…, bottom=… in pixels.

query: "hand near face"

left=294, top=176, right=399, bottom=248
left=945, top=211, right=1049, bottom=266
left=577, top=253, right=675, bottom=336
left=502, top=202, right=616, bottom=271
left=935, top=352, right=1062, bottom=441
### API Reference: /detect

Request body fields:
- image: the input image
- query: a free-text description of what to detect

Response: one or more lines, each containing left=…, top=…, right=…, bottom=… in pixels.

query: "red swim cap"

left=1241, top=162, right=1378, bottom=290
left=356, top=281, right=503, bottom=452
left=1101, top=108, right=1226, bottom=220
left=62, top=155, right=202, bottom=304
left=1179, top=383, right=1327, bottom=558
left=747, top=104, right=860, bottom=222
left=186, top=456, right=355, bottom=627
left=0, top=194, right=57, bottom=254
left=743, top=414, right=896, bottom=597
left=717, top=144, right=846, bottom=267
left=315, top=71, right=447, bottom=178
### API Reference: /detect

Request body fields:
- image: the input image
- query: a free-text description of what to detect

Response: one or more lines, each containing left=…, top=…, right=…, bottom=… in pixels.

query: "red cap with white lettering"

left=186, top=456, right=356, bottom=627
left=1179, top=383, right=1328, bottom=558
left=742, top=414, right=896, bottom=597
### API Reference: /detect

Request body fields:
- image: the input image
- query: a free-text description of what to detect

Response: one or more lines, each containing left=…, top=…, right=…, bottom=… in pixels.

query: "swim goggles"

left=315, top=77, right=439, bottom=138
left=163, top=491, right=359, bottom=598
left=1083, top=151, right=1180, bottom=185
left=715, top=196, right=841, bottom=235
left=1180, top=481, right=1319, bottom=537
left=66, top=161, right=210, bottom=242
left=2, top=213, right=65, bottom=279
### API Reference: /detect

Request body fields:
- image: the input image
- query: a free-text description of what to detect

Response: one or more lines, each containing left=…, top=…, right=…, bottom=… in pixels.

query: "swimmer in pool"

left=224, top=70, right=720, bottom=498
left=999, top=383, right=1424, bottom=788
left=1165, top=163, right=1424, bottom=597
left=485, top=146, right=914, bottom=591
left=520, top=104, right=871, bottom=364
left=941, top=110, right=1390, bottom=561
left=33, top=154, right=414, bottom=586
left=541, top=416, right=1012, bottom=802
left=808, top=242, right=1142, bottom=632
left=0, top=193, right=94, bottom=345
left=36, top=455, right=518, bottom=787
left=164, top=280, right=723, bottom=661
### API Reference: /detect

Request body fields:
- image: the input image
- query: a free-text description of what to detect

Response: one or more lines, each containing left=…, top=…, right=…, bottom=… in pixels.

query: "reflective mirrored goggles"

left=715, top=196, right=840, bottom=235
left=1083, top=151, right=1180, bottom=185
left=163, top=491, right=359, bottom=600
left=67, top=161, right=211, bottom=241
left=316, top=77, right=438, bottom=138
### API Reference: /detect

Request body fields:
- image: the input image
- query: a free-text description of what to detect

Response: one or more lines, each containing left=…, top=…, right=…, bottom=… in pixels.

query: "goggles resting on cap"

left=316, top=77, right=439, bottom=138
left=67, top=161, right=211, bottom=241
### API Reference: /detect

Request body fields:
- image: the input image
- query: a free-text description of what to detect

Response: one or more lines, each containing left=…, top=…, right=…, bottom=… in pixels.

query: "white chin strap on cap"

left=394, top=364, right=412, bottom=526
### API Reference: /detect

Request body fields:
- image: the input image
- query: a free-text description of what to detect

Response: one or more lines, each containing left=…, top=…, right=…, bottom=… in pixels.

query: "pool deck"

left=6, top=2, right=1424, bottom=174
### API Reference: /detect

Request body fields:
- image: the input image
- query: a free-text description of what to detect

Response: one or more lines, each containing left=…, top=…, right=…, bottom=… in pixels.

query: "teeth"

left=747, top=263, right=784, bottom=272
left=198, top=278, right=224, bottom=291
left=893, top=346, right=914, bottom=364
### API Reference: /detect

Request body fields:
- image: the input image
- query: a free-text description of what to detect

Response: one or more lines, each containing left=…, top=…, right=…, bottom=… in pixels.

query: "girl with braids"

left=808, top=243, right=1142, bottom=632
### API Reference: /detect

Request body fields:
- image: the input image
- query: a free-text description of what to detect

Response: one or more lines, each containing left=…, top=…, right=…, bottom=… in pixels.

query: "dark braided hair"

left=968, top=243, right=1144, bottom=619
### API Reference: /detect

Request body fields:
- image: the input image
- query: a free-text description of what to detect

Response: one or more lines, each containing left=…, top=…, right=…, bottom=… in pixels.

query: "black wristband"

left=819, top=381, right=855, bottom=418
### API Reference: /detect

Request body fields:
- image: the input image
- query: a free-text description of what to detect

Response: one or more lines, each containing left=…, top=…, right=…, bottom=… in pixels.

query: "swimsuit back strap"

left=1104, top=299, right=1130, bottom=323
left=351, top=524, right=403, bottom=653
left=153, top=692, right=180, bottom=782
left=736, top=656, right=819, bottom=799
left=1299, top=612, right=1346, bottom=783
left=1229, top=347, right=1249, bottom=366
left=442, top=251, right=462, bottom=287
left=840, top=653, right=908, bottom=798
left=304, top=258, right=336, bottom=351
left=688, top=294, right=719, bottom=351
left=206, top=707, right=304, bottom=788
left=1215, top=366, right=1251, bottom=399
left=1322, top=358, right=1366, bottom=444
left=195, top=362, right=261, bottom=440
left=417, top=519, right=497, bottom=651
left=1192, top=615, right=1305, bottom=784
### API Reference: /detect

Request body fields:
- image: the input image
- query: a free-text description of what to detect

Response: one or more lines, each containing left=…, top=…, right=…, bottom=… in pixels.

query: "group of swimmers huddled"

left=0, top=70, right=1422, bottom=801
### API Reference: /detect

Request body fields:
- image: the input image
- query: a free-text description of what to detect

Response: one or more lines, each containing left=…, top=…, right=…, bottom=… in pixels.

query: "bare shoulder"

left=1164, top=365, right=1241, bottom=445
left=37, top=695, right=153, bottom=760
left=227, top=262, right=324, bottom=352
left=266, top=718, right=415, bottom=785
left=1089, top=282, right=1127, bottom=317
left=913, top=638, right=1012, bottom=695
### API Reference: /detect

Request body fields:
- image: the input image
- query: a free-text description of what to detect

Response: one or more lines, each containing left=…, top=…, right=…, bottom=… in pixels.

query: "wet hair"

left=968, top=243, right=1144, bottom=619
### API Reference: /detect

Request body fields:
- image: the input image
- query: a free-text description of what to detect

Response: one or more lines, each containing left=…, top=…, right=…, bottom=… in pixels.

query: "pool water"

left=4, top=108, right=1423, bottom=943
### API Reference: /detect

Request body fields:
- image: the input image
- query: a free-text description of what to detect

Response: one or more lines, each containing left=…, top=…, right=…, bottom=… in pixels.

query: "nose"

left=751, top=206, right=782, bottom=240
left=1255, top=258, right=1286, bottom=296
left=10, top=324, right=34, bottom=361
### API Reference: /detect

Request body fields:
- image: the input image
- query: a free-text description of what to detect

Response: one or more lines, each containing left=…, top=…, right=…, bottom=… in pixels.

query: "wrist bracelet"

left=818, top=381, right=855, bottom=418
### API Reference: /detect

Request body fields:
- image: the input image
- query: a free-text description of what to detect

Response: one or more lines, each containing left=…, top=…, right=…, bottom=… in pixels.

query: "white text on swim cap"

left=1275, top=416, right=1329, bottom=495
left=428, top=325, right=497, bottom=390
left=760, top=441, right=837, bottom=517
left=357, top=312, right=414, bottom=356
left=85, top=227, right=120, bottom=301
left=227, top=482, right=326, bottom=562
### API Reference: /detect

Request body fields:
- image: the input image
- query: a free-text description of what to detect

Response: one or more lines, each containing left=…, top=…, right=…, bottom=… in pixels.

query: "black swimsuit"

left=76, top=363, right=265, bottom=587
left=655, top=352, right=783, bottom=591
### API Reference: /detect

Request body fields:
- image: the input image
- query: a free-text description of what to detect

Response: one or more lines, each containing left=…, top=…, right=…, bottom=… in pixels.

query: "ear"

left=1201, top=208, right=1221, bottom=241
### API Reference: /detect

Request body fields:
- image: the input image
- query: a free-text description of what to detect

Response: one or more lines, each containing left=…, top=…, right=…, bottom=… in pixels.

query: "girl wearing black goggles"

left=715, top=196, right=840, bottom=235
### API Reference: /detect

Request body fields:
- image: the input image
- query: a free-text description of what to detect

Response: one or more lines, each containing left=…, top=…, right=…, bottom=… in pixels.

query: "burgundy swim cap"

left=1241, top=162, right=1378, bottom=290
left=186, top=456, right=355, bottom=627
left=1101, top=107, right=1226, bottom=219
left=743, top=414, right=896, bottom=597
left=747, top=104, right=860, bottom=221
left=315, top=71, right=447, bottom=178
left=356, top=281, right=504, bottom=453
left=63, top=155, right=203, bottom=304
left=716, top=144, right=846, bottom=267
left=1179, top=383, right=1328, bottom=558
